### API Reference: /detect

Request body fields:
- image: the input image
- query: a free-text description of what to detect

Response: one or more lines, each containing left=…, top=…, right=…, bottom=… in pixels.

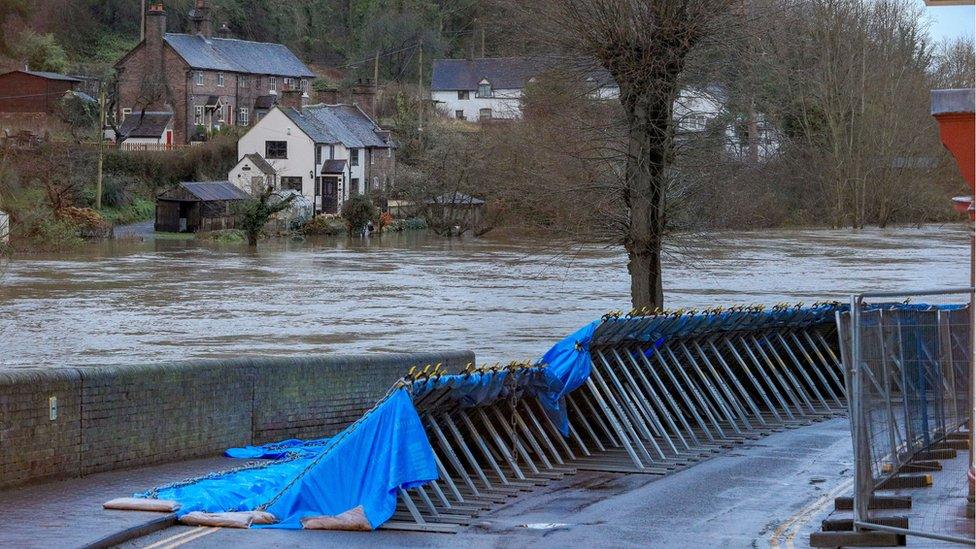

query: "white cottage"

left=430, top=57, right=619, bottom=122
left=235, top=104, right=396, bottom=214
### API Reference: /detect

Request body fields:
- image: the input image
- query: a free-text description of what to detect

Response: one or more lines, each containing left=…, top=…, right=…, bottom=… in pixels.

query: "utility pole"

left=481, top=27, right=486, bottom=58
left=418, top=40, right=424, bottom=132
left=141, top=0, right=146, bottom=42
left=95, top=86, right=106, bottom=211
left=373, top=50, right=380, bottom=117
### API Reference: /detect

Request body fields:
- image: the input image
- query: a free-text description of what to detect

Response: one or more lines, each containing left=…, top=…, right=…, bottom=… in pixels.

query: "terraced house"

left=114, top=1, right=315, bottom=145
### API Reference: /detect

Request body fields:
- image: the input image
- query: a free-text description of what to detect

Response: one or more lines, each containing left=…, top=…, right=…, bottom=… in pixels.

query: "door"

left=321, top=177, right=339, bottom=214
left=165, top=130, right=173, bottom=147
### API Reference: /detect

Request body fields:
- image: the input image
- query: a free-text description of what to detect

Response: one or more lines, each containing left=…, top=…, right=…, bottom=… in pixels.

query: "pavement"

left=0, top=418, right=865, bottom=549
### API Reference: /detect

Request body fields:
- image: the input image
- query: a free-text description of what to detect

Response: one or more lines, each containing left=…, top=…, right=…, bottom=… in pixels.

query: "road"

left=122, top=418, right=855, bottom=549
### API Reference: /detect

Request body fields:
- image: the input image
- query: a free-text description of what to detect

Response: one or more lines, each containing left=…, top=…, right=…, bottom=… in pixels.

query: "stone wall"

left=0, top=351, right=473, bottom=489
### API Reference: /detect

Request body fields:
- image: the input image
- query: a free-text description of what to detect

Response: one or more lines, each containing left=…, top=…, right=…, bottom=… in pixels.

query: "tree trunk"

left=623, top=100, right=669, bottom=310
left=247, top=231, right=258, bottom=247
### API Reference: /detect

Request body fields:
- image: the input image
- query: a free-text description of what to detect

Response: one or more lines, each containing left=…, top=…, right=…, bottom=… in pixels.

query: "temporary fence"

left=110, top=303, right=851, bottom=533
left=837, top=289, right=974, bottom=545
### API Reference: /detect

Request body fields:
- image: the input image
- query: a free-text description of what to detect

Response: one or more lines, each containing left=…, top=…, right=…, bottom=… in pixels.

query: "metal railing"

left=840, top=289, right=974, bottom=545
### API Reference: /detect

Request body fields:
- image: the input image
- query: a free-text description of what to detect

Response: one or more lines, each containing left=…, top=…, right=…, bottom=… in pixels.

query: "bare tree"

left=508, top=0, right=739, bottom=309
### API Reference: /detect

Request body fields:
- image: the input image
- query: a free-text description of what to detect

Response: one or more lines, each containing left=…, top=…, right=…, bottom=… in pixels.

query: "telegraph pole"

left=95, top=86, right=106, bottom=210
left=373, top=50, right=379, bottom=116
left=418, top=40, right=424, bottom=132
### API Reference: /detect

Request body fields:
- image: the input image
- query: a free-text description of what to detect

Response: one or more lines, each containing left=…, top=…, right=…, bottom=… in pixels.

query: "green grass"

left=100, top=198, right=155, bottom=226
left=153, top=232, right=197, bottom=241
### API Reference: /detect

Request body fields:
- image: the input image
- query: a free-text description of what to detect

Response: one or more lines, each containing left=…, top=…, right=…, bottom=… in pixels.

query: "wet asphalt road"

left=123, top=418, right=855, bottom=548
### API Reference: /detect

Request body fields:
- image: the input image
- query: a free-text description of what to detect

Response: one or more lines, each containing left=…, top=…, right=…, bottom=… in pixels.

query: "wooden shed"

left=0, top=70, right=81, bottom=113
left=155, top=181, right=250, bottom=233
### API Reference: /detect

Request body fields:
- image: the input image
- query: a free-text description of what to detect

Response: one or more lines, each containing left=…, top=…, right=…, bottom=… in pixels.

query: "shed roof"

left=0, top=69, right=83, bottom=83
left=431, top=57, right=616, bottom=91
left=177, top=181, right=251, bottom=201
left=164, top=33, right=316, bottom=78
left=119, top=111, right=172, bottom=139
left=281, top=104, right=392, bottom=148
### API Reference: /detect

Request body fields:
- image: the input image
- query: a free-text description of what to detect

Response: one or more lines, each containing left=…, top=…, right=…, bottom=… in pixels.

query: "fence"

left=839, top=289, right=974, bottom=545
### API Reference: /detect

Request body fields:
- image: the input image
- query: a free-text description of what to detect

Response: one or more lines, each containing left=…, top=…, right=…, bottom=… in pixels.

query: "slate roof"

left=431, top=57, right=618, bottom=92
left=22, top=70, right=82, bottom=82
left=119, top=112, right=172, bottom=138
left=178, top=181, right=251, bottom=201
left=242, top=153, right=277, bottom=176
left=321, top=159, right=347, bottom=174
left=163, top=33, right=315, bottom=78
left=281, top=104, right=392, bottom=148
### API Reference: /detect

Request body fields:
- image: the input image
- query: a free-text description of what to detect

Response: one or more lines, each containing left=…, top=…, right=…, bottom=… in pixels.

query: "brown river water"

left=0, top=224, right=970, bottom=367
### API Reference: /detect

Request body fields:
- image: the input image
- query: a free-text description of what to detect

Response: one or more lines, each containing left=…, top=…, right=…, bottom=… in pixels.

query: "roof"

left=281, top=104, right=392, bottom=148
left=241, top=153, right=277, bottom=176
left=177, top=181, right=251, bottom=201
left=0, top=69, right=82, bottom=82
left=430, top=57, right=617, bottom=92
left=321, top=159, right=347, bottom=174
left=163, top=33, right=315, bottom=78
left=426, top=192, right=485, bottom=205
left=119, top=112, right=172, bottom=138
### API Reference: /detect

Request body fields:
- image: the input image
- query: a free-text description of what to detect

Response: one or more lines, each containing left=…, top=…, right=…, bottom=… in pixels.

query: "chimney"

left=190, top=0, right=213, bottom=38
left=278, top=89, right=304, bottom=111
left=145, top=3, right=166, bottom=47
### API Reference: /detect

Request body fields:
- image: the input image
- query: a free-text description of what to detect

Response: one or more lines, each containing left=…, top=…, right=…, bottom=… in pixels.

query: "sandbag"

left=301, top=506, right=372, bottom=531
left=103, top=497, right=180, bottom=512
left=180, top=511, right=277, bottom=528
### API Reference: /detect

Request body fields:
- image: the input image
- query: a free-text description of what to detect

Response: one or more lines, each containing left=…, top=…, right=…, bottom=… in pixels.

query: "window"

left=329, top=145, right=335, bottom=159
left=477, top=80, right=491, bottom=98
left=121, top=108, right=132, bottom=121
left=372, top=176, right=380, bottom=190
left=315, top=145, right=322, bottom=165
left=238, top=107, right=249, bottom=126
left=217, top=104, right=225, bottom=123
left=195, top=71, right=204, bottom=86
left=238, top=76, right=248, bottom=89
left=269, top=76, right=277, bottom=92
left=455, top=110, right=464, bottom=119
left=300, top=79, right=308, bottom=93
left=283, top=77, right=294, bottom=90
left=350, top=178, right=360, bottom=196
left=479, top=108, right=492, bottom=120
left=217, top=72, right=225, bottom=87
left=457, top=90, right=469, bottom=100
left=194, top=106, right=203, bottom=125
left=281, top=176, right=302, bottom=192
left=387, top=147, right=392, bottom=158
left=350, top=148, right=359, bottom=167
left=266, top=140, right=288, bottom=159
left=370, top=149, right=374, bottom=165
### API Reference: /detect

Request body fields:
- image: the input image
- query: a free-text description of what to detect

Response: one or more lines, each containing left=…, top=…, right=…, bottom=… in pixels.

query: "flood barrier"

left=116, top=304, right=852, bottom=533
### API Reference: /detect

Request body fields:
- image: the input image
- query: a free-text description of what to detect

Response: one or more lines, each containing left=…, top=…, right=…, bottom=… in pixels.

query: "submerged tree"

left=236, top=186, right=295, bottom=247
left=512, top=0, right=739, bottom=309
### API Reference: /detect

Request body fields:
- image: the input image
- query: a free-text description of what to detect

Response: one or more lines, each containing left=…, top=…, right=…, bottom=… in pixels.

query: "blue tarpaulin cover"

left=140, top=389, right=436, bottom=530
left=536, top=320, right=600, bottom=435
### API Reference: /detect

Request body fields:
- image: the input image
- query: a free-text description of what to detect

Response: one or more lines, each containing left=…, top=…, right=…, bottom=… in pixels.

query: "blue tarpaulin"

left=536, top=320, right=600, bottom=436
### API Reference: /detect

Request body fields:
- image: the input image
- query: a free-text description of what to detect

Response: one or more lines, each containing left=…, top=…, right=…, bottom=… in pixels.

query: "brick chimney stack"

left=278, top=89, right=304, bottom=111
left=190, top=0, right=213, bottom=38
left=145, top=3, right=166, bottom=47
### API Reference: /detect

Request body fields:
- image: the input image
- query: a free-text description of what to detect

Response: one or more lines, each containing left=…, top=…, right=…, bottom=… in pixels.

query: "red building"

left=0, top=70, right=81, bottom=113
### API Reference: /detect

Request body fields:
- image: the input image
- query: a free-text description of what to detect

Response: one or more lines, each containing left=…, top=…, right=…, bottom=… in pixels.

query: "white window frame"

left=194, top=106, right=203, bottom=125
left=299, top=79, right=308, bottom=93
left=284, top=77, right=294, bottom=90
left=217, top=72, right=225, bottom=87
left=350, top=148, right=359, bottom=167
left=239, top=107, right=249, bottom=126
left=194, top=71, right=204, bottom=86
left=269, top=76, right=277, bottom=93
left=477, top=80, right=491, bottom=98
left=238, top=76, right=247, bottom=89
left=217, top=104, right=225, bottom=123
left=121, top=108, right=132, bottom=121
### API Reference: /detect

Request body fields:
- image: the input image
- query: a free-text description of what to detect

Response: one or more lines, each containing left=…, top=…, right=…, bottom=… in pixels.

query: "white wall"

left=432, top=89, right=524, bottom=122
left=228, top=157, right=274, bottom=195
left=237, top=107, right=316, bottom=200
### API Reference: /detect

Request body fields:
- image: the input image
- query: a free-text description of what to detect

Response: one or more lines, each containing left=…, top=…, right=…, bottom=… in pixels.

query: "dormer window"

left=477, top=79, right=492, bottom=98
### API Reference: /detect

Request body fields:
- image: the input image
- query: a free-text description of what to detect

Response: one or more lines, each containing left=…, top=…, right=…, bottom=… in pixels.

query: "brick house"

left=236, top=100, right=396, bottom=215
left=113, top=1, right=315, bottom=145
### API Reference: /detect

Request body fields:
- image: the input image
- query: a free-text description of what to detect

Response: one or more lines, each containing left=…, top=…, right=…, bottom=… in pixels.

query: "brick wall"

left=0, top=351, right=473, bottom=489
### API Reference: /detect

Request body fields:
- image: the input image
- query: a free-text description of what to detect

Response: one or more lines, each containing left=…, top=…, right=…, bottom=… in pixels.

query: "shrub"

left=340, top=194, right=377, bottom=235
left=302, top=214, right=347, bottom=236
left=388, top=217, right=429, bottom=232
left=205, top=229, right=246, bottom=244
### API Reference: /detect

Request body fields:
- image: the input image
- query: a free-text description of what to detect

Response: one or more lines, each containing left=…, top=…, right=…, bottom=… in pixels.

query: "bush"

left=205, top=229, right=246, bottom=244
left=302, top=214, right=347, bottom=236
left=340, top=194, right=377, bottom=235
left=31, top=218, right=84, bottom=249
left=100, top=198, right=155, bottom=226
left=388, top=217, right=429, bottom=232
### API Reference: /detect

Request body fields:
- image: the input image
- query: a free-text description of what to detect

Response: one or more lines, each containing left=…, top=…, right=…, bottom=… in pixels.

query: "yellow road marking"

left=142, top=526, right=218, bottom=549
left=770, top=478, right=854, bottom=548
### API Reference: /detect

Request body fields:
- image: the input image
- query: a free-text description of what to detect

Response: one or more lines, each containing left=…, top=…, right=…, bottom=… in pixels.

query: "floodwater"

left=0, top=224, right=970, bottom=367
